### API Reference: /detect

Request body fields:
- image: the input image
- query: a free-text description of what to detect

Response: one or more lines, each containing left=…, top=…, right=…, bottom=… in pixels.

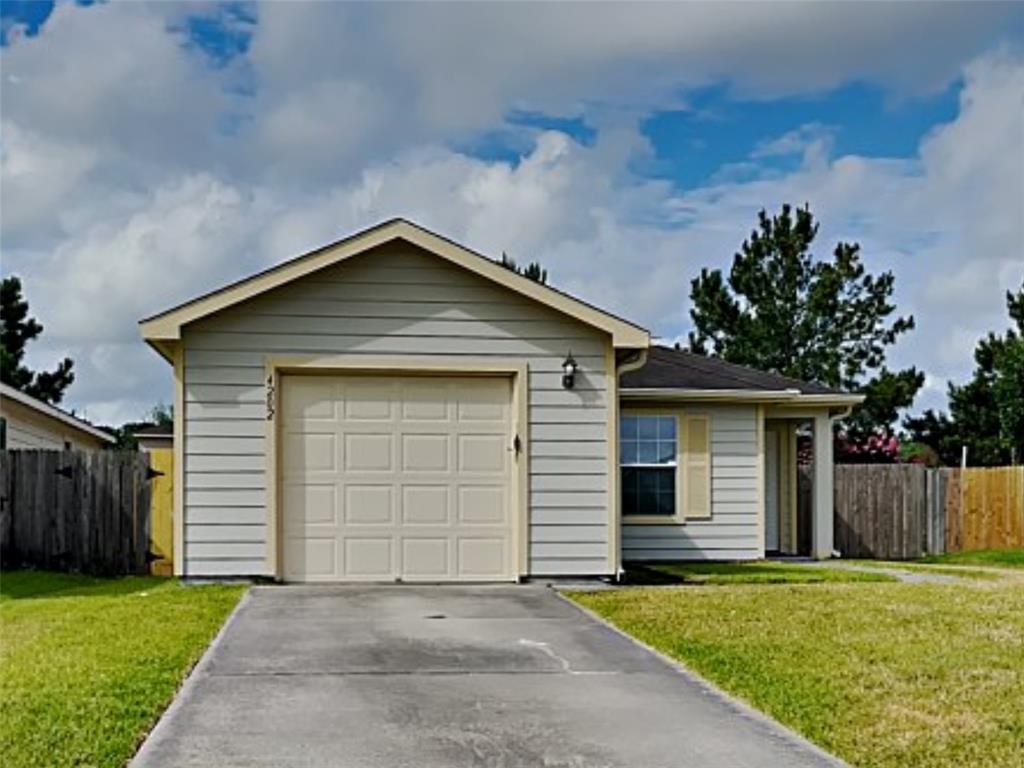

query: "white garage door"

left=280, top=374, right=515, bottom=582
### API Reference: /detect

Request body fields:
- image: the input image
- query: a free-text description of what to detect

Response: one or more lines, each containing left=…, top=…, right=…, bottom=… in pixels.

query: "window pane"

left=657, top=469, right=675, bottom=496
left=621, top=439, right=638, bottom=465
left=622, top=467, right=638, bottom=494
left=655, top=490, right=675, bottom=516
left=636, top=468, right=658, bottom=495
left=638, top=440, right=658, bottom=464
left=657, top=439, right=676, bottom=463
left=622, top=467, right=675, bottom=516
left=622, top=467, right=639, bottom=516
left=621, top=414, right=676, bottom=467
left=658, top=416, right=676, bottom=441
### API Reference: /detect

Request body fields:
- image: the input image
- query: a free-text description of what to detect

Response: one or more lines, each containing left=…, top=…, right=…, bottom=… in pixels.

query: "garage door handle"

left=512, top=435, right=521, bottom=455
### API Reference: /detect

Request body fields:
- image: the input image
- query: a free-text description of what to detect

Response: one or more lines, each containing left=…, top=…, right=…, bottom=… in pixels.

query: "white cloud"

left=1, top=2, right=1021, bottom=423
left=0, top=120, right=97, bottom=238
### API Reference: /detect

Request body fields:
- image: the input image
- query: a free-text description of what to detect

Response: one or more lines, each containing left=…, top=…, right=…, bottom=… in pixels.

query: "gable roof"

left=621, top=346, right=863, bottom=403
left=140, top=218, right=649, bottom=358
left=0, top=382, right=116, bottom=444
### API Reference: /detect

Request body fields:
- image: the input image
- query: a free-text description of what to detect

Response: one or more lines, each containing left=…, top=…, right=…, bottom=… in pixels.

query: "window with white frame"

left=620, top=414, right=677, bottom=517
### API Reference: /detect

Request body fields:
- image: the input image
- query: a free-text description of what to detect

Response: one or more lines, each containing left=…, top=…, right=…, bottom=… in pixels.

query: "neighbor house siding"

left=0, top=398, right=107, bottom=452
left=181, top=242, right=612, bottom=577
left=621, top=404, right=763, bottom=561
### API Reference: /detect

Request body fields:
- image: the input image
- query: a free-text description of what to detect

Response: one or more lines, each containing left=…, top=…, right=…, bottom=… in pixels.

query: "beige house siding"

left=181, top=242, right=612, bottom=577
left=1, top=398, right=109, bottom=452
left=621, top=404, right=763, bottom=560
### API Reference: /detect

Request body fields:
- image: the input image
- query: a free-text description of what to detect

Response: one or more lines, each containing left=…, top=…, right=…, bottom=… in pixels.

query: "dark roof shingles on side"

left=620, top=346, right=842, bottom=395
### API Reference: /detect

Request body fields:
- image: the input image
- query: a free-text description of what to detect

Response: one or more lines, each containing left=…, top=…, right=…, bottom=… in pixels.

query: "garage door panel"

left=344, top=537, right=394, bottom=578
left=344, top=485, right=393, bottom=525
left=457, top=537, right=507, bottom=579
left=458, top=486, right=506, bottom=525
left=281, top=374, right=514, bottom=582
left=284, top=537, right=337, bottom=580
left=402, top=434, right=450, bottom=471
left=283, top=378, right=337, bottom=420
left=342, top=380, right=394, bottom=420
left=284, top=484, right=337, bottom=528
left=345, top=433, right=393, bottom=471
left=402, top=485, right=450, bottom=525
left=458, top=434, right=506, bottom=473
left=402, top=537, right=449, bottom=578
left=400, top=380, right=451, bottom=420
left=457, top=382, right=508, bottom=422
left=283, top=433, right=337, bottom=473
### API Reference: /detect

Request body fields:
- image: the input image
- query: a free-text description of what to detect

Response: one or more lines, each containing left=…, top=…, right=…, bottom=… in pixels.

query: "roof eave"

left=144, top=338, right=177, bottom=365
left=620, top=388, right=864, bottom=405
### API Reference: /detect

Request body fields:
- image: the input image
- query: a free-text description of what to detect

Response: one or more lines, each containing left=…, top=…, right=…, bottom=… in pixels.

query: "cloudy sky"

left=2, top=0, right=1022, bottom=426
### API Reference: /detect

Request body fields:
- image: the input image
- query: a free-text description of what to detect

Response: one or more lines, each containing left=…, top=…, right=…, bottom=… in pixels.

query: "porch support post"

left=812, top=411, right=834, bottom=559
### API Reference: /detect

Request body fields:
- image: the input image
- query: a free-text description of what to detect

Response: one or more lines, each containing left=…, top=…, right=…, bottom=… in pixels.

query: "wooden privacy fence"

left=0, top=450, right=155, bottom=576
left=947, top=466, right=1024, bottom=552
left=823, top=464, right=1024, bottom=559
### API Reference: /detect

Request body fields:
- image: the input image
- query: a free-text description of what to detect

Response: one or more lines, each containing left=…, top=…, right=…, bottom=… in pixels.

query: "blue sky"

left=1, top=1, right=1022, bottom=423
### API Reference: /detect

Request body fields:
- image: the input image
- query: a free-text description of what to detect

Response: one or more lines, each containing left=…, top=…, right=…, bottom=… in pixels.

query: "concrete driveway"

left=132, top=585, right=842, bottom=768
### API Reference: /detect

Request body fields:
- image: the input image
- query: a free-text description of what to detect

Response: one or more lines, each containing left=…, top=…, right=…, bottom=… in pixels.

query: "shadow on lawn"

left=620, top=561, right=896, bottom=585
left=0, top=570, right=168, bottom=601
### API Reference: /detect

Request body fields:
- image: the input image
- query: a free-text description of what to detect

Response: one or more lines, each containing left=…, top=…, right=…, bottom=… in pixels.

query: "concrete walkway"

left=132, top=585, right=843, bottom=768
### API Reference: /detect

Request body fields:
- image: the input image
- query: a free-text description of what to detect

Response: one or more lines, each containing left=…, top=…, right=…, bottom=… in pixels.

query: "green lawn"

left=918, top=548, right=1024, bottom=569
left=0, top=571, right=245, bottom=768
left=848, top=560, right=1007, bottom=581
left=572, top=579, right=1024, bottom=768
left=627, top=560, right=896, bottom=585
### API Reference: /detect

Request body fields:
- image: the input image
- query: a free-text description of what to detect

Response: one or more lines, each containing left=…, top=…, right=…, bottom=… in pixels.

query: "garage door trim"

left=264, top=355, right=530, bottom=581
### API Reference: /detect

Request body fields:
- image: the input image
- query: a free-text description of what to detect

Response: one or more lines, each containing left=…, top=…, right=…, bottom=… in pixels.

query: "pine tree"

left=1, top=275, right=75, bottom=405
left=689, top=204, right=922, bottom=457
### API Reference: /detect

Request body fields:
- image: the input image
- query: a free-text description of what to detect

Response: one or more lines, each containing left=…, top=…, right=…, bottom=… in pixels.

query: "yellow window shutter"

left=683, top=415, right=711, bottom=520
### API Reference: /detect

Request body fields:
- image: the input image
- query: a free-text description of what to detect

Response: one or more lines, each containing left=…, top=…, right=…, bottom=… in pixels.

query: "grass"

left=0, top=570, right=245, bottom=768
left=848, top=560, right=1006, bottom=581
left=918, top=549, right=1024, bottom=569
left=571, top=580, right=1024, bottom=768
left=625, top=560, right=897, bottom=585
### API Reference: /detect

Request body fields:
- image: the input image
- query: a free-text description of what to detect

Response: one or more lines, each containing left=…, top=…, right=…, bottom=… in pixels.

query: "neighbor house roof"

left=621, top=346, right=863, bottom=404
left=140, top=218, right=649, bottom=359
left=0, top=382, right=116, bottom=444
left=132, top=423, right=173, bottom=438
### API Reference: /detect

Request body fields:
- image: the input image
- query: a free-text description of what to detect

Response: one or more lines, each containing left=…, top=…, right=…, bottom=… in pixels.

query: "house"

left=140, top=219, right=861, bottom=581
left=0, top=382, right=116, bottom=452
left=133, top=423, right=174, bottom=453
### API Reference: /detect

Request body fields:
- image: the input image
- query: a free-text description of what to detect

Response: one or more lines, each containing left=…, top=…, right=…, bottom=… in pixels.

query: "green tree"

left=906, top=282, right=1024, bottom=465
left=106, top=403, right=175, bottom=450
left=688, top=204, right=922, bottom=456
left=1, top=275, right=75, bottom=405
left=499, top=252, right=548, bottom=284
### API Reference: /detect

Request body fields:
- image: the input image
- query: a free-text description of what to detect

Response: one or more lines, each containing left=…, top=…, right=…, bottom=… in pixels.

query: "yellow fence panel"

left=149, top=448, right=174, bottom=576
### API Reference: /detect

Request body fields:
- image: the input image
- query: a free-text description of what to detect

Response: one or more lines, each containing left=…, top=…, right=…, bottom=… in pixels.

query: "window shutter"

left=683, top=415, right=711, bottom=519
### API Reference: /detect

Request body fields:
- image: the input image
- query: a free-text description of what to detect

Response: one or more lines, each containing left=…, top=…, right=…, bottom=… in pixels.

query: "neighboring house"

left=133, top=423, right=174, bottom=452
left=0, top=382, right=115, bottom=452
left=140, top=219, right=861, bottom=581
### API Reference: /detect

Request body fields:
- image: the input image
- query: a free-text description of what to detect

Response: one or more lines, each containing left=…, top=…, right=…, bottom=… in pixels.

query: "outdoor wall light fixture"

left=561, top=351, right=578, bottom=389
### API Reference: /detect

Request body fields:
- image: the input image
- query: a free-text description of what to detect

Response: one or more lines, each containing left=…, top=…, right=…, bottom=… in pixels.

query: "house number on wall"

left=266, top=374, right=275, bottom=421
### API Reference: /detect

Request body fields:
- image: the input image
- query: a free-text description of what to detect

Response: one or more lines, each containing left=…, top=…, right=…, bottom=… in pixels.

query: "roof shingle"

left=620, top=346, right=844, bottom=395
